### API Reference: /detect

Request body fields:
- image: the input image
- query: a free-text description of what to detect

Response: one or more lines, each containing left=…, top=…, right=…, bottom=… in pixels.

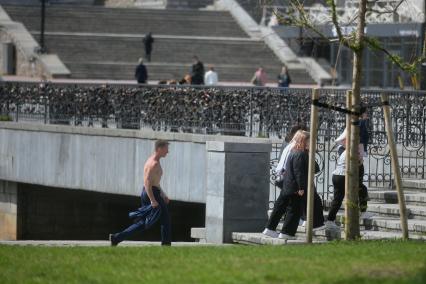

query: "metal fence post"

left=249, top=91, right=253, bottom=137
left=44, top=98, right=47, bottom=124
left=16, top=103, right=19, bottom=122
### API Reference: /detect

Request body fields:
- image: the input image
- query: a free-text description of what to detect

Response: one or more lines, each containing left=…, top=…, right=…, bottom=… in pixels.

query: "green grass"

left=0, top=240, right=425, bottom=284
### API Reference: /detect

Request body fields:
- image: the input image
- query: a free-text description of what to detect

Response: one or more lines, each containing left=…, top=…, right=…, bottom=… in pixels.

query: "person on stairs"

left=325, top=128, right=371, bottom=230
left=263, top=130, right=324, bottom=240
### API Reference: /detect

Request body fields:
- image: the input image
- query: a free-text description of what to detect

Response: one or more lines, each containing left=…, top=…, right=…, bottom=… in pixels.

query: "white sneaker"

left=360, top=212, right=375, bottom=219
left=325, top=220, right=339, bottom=229
left=262, top=228, right=279, bottom=238
left=278, top=233, right=296, bottom=240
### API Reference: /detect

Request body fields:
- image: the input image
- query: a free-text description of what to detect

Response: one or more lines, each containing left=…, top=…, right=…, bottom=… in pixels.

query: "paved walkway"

left=0, top=240, right=227, bottom=247
left=2, top=75, right=317, bottom=88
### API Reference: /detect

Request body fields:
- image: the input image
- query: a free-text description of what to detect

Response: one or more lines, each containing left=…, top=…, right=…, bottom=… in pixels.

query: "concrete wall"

left=0, top=122, right=271, bottom=204
left=0, top=180, right=17, bottom=240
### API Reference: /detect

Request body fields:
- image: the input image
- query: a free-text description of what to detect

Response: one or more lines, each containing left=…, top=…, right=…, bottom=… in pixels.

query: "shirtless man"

left=144, top=140, right=169, bottom=208
left=109, top=140, right=171, bottom=246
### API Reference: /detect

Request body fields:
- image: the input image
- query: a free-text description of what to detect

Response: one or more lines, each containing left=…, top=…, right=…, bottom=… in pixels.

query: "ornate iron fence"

left=1, top=82, right=425, bottom=204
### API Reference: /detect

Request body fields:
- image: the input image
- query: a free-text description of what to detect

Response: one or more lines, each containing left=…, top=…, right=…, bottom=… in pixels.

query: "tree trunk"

left=345, top=0, right=368, bottom=240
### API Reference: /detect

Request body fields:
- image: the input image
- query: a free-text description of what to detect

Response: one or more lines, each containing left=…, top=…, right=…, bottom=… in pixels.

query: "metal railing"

left=1, top=81, right=426, bottom=204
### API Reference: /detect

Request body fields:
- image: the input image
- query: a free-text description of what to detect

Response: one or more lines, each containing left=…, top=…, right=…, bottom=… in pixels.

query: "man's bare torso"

left=144, top=155, right=163, bottom=188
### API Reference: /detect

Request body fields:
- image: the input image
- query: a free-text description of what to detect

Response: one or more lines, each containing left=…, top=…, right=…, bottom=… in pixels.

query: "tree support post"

left=306, top=88, right=319, bottom=243
left=381, top=93, right=409, bottom=239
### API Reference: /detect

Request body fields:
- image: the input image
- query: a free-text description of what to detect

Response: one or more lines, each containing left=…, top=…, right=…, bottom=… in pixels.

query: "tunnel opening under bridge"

left=15, top=183, right=205, bottom=242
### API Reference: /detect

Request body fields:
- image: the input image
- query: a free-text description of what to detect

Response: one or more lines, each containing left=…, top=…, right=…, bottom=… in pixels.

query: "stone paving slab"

left=0, top=240, right=226, bottom=247
left=232, top=232, right=327, bottom=245
left=232, top=231, right=426, bottom=245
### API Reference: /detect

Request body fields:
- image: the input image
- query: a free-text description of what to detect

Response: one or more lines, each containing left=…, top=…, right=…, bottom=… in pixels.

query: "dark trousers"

left=145, top=49, right=151, bottom=62
left=266, top=190, right=290, bottom=231
left=328, top=173, right=369, bottom=221
left=267, top=189, right=324, bottom=232
left=281, top=195, right=303, bottom=236
left=113, top=187, right=171, bottom=245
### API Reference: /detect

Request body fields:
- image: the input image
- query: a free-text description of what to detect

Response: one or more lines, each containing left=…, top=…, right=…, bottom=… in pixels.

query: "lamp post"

left=40, top=0, right=46, bottom=53
left=421, top=21, right=426, bottom=90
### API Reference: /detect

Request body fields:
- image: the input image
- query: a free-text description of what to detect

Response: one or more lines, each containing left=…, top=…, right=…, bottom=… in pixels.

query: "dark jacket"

left=277, top=73, right=291, bottom=87
left=360, top=119, right=369, bottom=152
left=191, top=61, right=205, bottom=85
left=143, top=34, right=154, bottom=53
left=135, top=64, right=148, bottom=83
left=282, top=150, right=319, bottom=195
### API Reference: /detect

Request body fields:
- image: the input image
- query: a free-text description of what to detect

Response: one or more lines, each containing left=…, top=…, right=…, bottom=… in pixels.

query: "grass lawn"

left=0, top=240, right=425, bottom=284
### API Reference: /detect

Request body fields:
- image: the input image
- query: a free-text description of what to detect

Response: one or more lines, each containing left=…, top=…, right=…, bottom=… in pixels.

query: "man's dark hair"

left=285, top=124, right=308, bottom=143
left=155, top=140, right=169, bottom=150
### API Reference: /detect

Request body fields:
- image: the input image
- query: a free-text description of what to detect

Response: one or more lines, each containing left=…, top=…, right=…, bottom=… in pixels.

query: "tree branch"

left=364, top=37, right=426, bottom=74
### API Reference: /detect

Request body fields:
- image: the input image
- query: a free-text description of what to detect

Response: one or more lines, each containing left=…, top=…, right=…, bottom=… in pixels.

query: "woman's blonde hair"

left=291, top=130, right=310, bottom=151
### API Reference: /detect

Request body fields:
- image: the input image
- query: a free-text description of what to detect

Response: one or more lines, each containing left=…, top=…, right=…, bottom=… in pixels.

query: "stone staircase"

left=3, top=4, right=315, bottom=83
left=232, top=179, right=426, bottom=245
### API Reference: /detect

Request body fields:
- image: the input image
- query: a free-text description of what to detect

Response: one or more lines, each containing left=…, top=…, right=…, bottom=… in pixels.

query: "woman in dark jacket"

left=263, top=130, right=324, bottom=239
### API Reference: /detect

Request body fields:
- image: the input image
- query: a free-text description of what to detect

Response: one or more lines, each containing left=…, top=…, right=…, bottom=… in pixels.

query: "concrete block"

left=205, top=141, right=271, bottom=243
left=190, top=227, right=206, bottom=240
left=0, top=212, right=17, bottom=240
left=206, top=141, right=271, bottom=153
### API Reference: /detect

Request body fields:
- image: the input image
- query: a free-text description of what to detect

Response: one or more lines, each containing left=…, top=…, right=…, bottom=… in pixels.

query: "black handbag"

left=274, top=174, right=284, bottom=189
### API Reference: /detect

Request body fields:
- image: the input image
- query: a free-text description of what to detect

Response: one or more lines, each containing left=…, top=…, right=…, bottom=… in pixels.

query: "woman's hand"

left=297, top=190, right=304, bottom=196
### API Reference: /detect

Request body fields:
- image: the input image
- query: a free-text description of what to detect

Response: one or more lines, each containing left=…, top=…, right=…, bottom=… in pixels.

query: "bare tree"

left=263, top=0, right=425, bottom=240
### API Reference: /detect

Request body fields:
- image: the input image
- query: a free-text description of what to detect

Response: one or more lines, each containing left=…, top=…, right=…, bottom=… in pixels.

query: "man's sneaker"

left=262, top=228, right=279, bottom=238
left=325, top=220, right=339, bottom=229
left=278, top=233, right=296, bottom=240
left=360, top=212, right=375, bottom=219
left=109, top=234, right=119, bottom=247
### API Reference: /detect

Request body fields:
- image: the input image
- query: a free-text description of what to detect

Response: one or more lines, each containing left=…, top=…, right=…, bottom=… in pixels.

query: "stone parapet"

left=205, top=141, right=271, bottom=243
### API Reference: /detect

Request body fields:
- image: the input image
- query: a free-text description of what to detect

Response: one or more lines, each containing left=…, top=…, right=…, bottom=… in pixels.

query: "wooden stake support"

left=381, top=93, right=409, bottom=239
left=306, top=88, right=319, bottom=243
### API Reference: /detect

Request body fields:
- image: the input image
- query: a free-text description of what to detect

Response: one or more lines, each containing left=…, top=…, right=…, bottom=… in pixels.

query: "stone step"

left=166, top=0, right=213, bottom=9
left=64, top=62, right=313, bottom=83
left=269, top=207, right=426, bottom=235
left=4, top=5, right=248, bottom=38
left=232, top=232, right=327, bottom=245
left=232, top=230, right=426, bottom=245
left=401, top=179, right=426, bottom=193
left=322, top=199, right=426, bottom=219
left=369, top=190, right=426, bottom=206
left=362, top=216, right=426, bottom=234
left=366, top=202, right=426, bottom=220
left=3, top=4, right=316, bottom=83
left=190, top=227, right=207, bottom=243
left=38, top=35, right=281, bottom=66
left=63, top=62, right=310, bottom=82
